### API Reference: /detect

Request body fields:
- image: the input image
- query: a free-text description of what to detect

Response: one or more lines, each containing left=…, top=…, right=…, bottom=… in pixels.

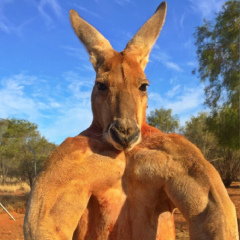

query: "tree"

left=0, top=119, right=10, bottom=184
left=206, top=107, right=239, bottom=150
left=147, top=107, right=179, bottom=133
left=17, top=135, right=56, bottom=187
left=193, top=0, right=239, bottom=149
left=182, top=112, right=217, bottom=157
left=194, top=0, right=239, bottom=109
left=182, top=112, right=240, bottom=187
left=0, top=118, right=37, bottom=184
left=0, top=118, right=57, bottom=186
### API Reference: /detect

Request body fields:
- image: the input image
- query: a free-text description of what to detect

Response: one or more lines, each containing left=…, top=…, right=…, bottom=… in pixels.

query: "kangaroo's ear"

left=124, top=2, right=167, bottom=70
left=70, top=10, right=115, bottom=71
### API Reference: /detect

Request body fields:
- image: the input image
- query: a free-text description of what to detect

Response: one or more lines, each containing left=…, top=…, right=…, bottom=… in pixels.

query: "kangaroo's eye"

left=139, top=83, right=148, bottom=92
left=96, top=82, right=108, bottom=91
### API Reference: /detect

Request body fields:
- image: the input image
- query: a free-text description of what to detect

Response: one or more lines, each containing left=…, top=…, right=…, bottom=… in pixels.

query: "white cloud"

left=180, top=14, right=185, bottom=28
left=153, top=43, right=160, bottom=50
left=148, top=92, right=163, bottom=105
left=186, top=61, right=196, bottom=67
left=74, top=4, right=101, bottom=18
left=64, top=71, right=93, bottom=100
left=40, top=107, right=93, bottom=144
left=81, top=64, right=95, bottom=72
left=148, top=84, right=205, bottom=126
left=151, top=51, right=170, bottom=63
left=47, top=0, right=62, bottom=17
left=49, top=100, right=61, bottom=108
left=0, top=9, right=34, bottom=36
left=151, top=51, right=183, bottom=72
left=0, top=72, right=93, bottom=144
left=166, top=62, right=183, bottom=72
left=166, top=85, right=180, bottom=98
left=189, top=0, right=227, bottom=18
left=0, top=1, right=14, bottom=34
left=64, top=71, right=94, bottom=86
left=165, top=86, right=204, bottom=115
left=61, top=45, right=89, bottom=61
left=0, top=77, right=40, bottom=121
left=169, top=77, right=178, bottom=85
left=183, top=38, right=193, bottom=49
left=114, top=0, right=133, bottom=6
left=3, top=73, right=37, bottom=85
left=0, top=0, right=60, bottom=35
left=38, top=0, right=62, bottom=28
left=68, top=82, right=92, bottom=99
left=0, top=20, right=10, bottom=33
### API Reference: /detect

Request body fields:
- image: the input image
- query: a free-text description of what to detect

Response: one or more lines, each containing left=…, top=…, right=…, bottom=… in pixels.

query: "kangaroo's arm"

left=164, top=151, right=238, bottom=240
left=24, top=136, right=125, bottom=240
left=24, top=173, right=90, bottom=240
left=137, top=125, right=239, bottom=239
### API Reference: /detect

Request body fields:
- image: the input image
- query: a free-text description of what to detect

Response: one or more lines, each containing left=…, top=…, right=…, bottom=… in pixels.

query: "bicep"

left=164, top=159, right=237, bottom=239
left=24, top=170, right=91, bottom=240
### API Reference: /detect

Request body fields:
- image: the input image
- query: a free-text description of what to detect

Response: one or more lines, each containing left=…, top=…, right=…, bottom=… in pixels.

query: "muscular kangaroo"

left=24, top=2, right=239, bottom=239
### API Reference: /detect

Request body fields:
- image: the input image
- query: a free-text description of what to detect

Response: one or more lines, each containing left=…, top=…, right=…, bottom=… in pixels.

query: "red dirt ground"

left=0, top=182, right=239, bottom=240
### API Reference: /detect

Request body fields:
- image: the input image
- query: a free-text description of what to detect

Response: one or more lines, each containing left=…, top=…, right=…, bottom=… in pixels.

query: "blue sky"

left=0, top=0, right=227, bottom=144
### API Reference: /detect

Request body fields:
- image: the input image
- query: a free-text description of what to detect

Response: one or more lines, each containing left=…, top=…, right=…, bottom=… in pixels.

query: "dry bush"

left=0, top=181, right=30, bottom=213
left=0, top=194, right=29, bottom=213
left=0, top=182, right=30, bottom=194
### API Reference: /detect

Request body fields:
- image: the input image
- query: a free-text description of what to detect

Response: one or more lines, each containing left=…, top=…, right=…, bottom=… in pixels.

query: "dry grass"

left=0, top=182, right=30, bottom=194
left=0, top=182, right=30, bottom=213
left=0, top=194, right=29, bottom=213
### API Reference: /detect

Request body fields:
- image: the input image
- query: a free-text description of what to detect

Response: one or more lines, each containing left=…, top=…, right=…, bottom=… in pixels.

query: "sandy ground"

left=0, top=211, right=25, bottom=240
left=0, top=182, right=239, bottom=240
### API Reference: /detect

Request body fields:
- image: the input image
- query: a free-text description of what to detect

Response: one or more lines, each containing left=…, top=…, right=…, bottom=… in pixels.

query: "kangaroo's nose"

left=109, top=119, right=140, bottom=148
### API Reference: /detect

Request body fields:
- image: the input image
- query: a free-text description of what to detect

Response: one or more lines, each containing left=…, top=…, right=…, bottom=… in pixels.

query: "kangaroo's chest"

left=73, top=177, right=175, bottom=240
left=73, top=182, right=129, bottom=240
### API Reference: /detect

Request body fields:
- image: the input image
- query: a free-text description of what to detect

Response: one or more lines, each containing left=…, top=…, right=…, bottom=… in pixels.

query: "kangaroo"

left=24, top=2, right=239, bottom=239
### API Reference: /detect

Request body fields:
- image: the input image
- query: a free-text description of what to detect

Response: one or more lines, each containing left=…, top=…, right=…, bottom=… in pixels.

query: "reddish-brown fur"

left=24, top=2, right=238, bottom=240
